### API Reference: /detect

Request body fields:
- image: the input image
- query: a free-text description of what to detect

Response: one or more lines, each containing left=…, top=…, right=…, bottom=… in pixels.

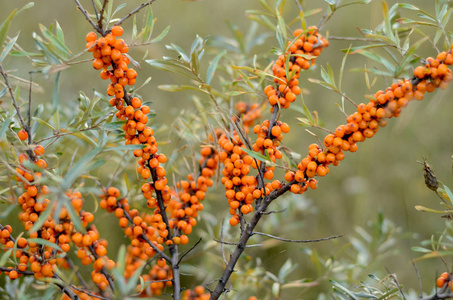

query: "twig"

left=98, top=0, right=109, bottom=30
left=65, top=257, right=91, bottom=292
left=212, top=238, right=262, bottom=248
left=73, top=0, right=103, bottom=35
left=34, top=124, right=102, bottom=144
left=0, top=64, right=27, bottom=131
left=385, top=267, right=406, bottom=300
left=113, top=0, right=157, bottom=27
left=177, top=238, right=202, bottom=265
left=252, top=232, right=344, bottom=243
left=220, top=220, right=227, bottom=267
left=91, top=0, right=99, bottom=21
left=412, top=260, right=423, bottom=298
left=261, top=208, right=287, bottom=215
left=293, top=0, right=303, bottom=12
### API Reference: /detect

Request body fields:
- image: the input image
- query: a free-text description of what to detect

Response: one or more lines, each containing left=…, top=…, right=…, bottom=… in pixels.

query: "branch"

left=98, top=0, right=109, bottom=31
left=212, top=238, right=262, bottom=248
left=252, top=232, right=344, bottom=243
left=177, top=238, right=202, bottom=265
left=0, top=64, right=27, bottom=132
left=113, top=0, right=157, bottom=27
left=73, top=0, right=104, bottom=35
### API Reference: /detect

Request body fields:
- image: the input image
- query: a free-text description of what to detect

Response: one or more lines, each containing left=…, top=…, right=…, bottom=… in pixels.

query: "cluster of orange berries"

left=73, top=223, right=115, bottom=290
left=99, top=186, right=174, bottom=295
left=266, top=27, right=328, bottom=110
left=233, top=102, right=262, bottom=130
left=141, top=259, right=173, bottom=296
left=10, top=146, right=68, bottom=280
left=86, top=26, right=137, bottom=91
left=436, top=272, right=451, bottom=289
left=215, top=104, right=265, bottom=226
left=168, top=144, right=217, bottom=242
left=12, top=136, right=114, bottom=296
left=182, top=285, right=210, bottom=300
left=284, top=43, right=453, bottom=194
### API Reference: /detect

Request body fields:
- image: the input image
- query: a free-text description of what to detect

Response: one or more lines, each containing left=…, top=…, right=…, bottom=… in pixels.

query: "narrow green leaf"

left=52, top=71, right=60, bottom=113
left=206, top=50, right=226, bottom=85
left=39, top=24, right=71, bottom=57
left=103, top=121, right=125, bottom=131
left=32, top=117, right=56, bottom=130
left=150, top=25, right=170, bottom=43
left=64, top=198, right=84, bottom=232
left=158, top=84, right=207, bottom=93
left=0, top=9, right=17, bottom=47
left=167, top=43, right=189, bottom=62
left=0, top=248, right=13, bottom=267
left=104, top=144, right=145, bottom=152
left=62, top=147, right=103, bottom=190
left=0, top=33, right=19, bottom=63
left=0, top=116, right=11, bottom=140
left=242, top=147, right=277, bottom=167
left=28, top=238, right=63, bottom=252
left=411, top=246, right=432, bottom=253
left=225, top=91, right=253, bottom=96
left=442, top=184, right=453, bottom=204
left=330, top=279, right=360, bottom=300
left=142, top=6, right=154, bottom=43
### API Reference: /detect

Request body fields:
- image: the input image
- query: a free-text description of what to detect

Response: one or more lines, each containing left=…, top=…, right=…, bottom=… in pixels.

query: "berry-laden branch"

left=210, top=27, right=453, bottom=299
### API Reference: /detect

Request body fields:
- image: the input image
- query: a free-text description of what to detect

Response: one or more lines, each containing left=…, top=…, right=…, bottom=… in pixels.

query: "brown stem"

left=210, top=180, right=294, bottom=299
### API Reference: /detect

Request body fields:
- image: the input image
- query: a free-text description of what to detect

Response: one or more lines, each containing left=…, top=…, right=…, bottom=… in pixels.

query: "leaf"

left=62, top=146, right=103, bottom=190
left=206, top=50, right=226, bottom=85
left=103, top=144, right=145, bottom=152
left=102, top=121, right=125, bottom=131
left=442, top=184, right=453, bottom=204
left=158, top=84, right=207, bottom=94
left=0, top=8, right=17, bottom=47
left=415, top=205, right=451, bottom=214
left=241, top=147, right=277, bottom=167
left=278, top=259, right=297, bottom=281
left=52, top=71, right=61, bottom=113
left=142, top=6, right=154, bottom=43
left=330, top=279, right=360, bottom=300
left=225, top=91, right=253, bottom=96
left=150, top=25, right=170, bottom=43
left=0, top=33, right=19, bottom=63
left=0, top=115, right=11, bottom=140
left=32, top=117, right=56, bottom=130
left=411, top=246, right=432, bottom=253
left=167, top=43, right=189, bottom=62
left=27, top=238, right=63, bottom=252
left=39, top=24, right=71, bottom=57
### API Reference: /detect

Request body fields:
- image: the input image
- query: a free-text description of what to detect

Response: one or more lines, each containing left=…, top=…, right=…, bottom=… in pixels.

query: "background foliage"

left=0, top=0, right=452, bottom=299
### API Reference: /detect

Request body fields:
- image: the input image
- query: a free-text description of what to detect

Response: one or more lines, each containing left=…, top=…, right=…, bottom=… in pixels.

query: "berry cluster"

left=215, top=103, right=263, bottom=226
left=182, top=285, right=210, bottom=300
left=284, top=43, right=453, bottom=194
left=266, top=27, right=328, bottom=110
left=436, top=272, right=451, bottom=289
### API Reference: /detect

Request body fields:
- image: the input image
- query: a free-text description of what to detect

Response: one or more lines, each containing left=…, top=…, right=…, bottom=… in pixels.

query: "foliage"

left=0, top=0, right=452, bottom=299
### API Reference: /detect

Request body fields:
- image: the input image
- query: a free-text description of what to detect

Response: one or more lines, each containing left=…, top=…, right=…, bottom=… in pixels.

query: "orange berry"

left=111, top=26, right=124, bottom=37
left=18, top=129, right=28, bottom=141
left=9, top=270, right=18, bottom=280
left=86, top=31, right=97, bottom=42
left=34, top=145, right=45, bottom=156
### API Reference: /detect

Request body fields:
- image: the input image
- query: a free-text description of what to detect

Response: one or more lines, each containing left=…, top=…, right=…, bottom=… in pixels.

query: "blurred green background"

left=1, top=0, right=452, bottom=298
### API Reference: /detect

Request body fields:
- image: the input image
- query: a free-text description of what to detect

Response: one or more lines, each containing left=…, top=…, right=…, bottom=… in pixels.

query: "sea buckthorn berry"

left=18, top=129, right=28, bottom=141
left=93, top=58, right=104, bottom=70
left=111, top=26, right=124, bottom=37
left=34, top=145, right=45, bottom=156
left=86, top=31, right=97, bottom=42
